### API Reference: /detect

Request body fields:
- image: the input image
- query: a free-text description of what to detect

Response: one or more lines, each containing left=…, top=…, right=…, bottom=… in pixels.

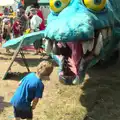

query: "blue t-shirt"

left=10, top=73, right=44, bottom=110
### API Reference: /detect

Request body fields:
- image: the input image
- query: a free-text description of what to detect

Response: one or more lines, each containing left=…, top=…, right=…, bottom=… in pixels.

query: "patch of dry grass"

left=0, top=51, right=120, bottom=120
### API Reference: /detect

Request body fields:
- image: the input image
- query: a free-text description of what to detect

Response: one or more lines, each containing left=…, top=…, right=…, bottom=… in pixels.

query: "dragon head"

left=43, top=0, right=120, bottom=84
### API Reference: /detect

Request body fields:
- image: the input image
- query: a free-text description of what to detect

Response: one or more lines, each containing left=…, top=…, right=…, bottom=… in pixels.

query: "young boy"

left=10, top=60, right=53, bottom=120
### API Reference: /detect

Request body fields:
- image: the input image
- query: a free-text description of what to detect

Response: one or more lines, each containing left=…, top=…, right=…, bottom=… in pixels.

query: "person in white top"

left=30, top=7, right=43, bottom=55
left=30, top=8, right=42, bottom=32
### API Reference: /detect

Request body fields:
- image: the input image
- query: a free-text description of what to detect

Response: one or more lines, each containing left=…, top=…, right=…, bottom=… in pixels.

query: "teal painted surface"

left=38, top=0, right=49, bottom=3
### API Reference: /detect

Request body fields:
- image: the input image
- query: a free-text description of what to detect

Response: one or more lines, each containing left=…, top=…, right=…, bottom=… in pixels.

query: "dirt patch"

left=0, top=47, right=120, bottom=120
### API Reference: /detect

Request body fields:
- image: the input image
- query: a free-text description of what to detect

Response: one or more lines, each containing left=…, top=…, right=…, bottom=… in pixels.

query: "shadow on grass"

left=3, top=55, right=56, bottom=81
left=15, top=58, right=40, bottom=67
left=0, top=52, right=14, bottom=56
left=3, top=72, right=29, bottom=81
left=0, top=96, right=11, bottom=114
left=15, top=55, right=53, bottom=67
left=80, top=61, right=120, bottom=120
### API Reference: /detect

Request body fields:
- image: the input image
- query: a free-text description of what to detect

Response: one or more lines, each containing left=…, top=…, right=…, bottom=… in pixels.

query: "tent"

left=0, top=0, right=15, bottom=6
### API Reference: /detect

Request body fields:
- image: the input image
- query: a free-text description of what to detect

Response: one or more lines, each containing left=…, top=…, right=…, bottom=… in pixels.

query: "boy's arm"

left=32, top=83, right=44, bottom=109
left=32, top=98, right=39, bottom=109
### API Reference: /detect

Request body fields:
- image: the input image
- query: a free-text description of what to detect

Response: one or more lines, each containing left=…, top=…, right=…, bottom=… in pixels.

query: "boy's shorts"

left=13, top=107, right=33, bottom=119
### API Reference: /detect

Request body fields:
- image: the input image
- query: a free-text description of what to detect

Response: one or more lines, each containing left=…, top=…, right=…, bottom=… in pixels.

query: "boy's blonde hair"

left=37, top=60, right=53, bottom=78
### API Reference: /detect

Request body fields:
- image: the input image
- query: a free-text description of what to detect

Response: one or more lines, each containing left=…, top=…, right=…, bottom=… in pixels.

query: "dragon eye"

left=83, top=0, right=106, bottom=11
left=50, top=0, right=70, bottom=13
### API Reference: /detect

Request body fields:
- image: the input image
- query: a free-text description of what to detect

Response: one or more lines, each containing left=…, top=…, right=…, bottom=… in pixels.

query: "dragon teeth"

left=101, top=28, right=112, bottom=40
left=88, top=40, right=94, bottom=51
left=52, top=41, right=59, bottom=54
left=94, top=33, right=103, bottom=55
left=82, top=40, right=94, bottom=54
left=82, top=42, right=89, bottom=54
left=101, top=29, right=108, bottom=40
left=45, top=40, right=53, bottom=54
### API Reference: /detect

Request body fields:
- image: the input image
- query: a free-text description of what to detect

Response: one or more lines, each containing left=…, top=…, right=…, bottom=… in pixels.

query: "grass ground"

left=0, top=48, right=120, bottom=120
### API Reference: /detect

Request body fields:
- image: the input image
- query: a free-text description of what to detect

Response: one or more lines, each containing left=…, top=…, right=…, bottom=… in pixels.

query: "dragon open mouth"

left=44, top=27, right=112, bottom=84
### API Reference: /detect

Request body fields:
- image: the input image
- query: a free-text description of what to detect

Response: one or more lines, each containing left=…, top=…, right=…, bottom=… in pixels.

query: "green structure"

left=38, top=0, right=49, bottom=5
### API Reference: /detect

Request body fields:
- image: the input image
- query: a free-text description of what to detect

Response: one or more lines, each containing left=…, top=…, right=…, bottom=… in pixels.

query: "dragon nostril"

left=54, top=1, right=62, bottom=8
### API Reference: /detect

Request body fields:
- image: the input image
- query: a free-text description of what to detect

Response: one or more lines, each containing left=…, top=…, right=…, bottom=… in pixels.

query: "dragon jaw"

left=44, top=27, right=112, bottom=84
left=43, top=0, right=116, bottom=84
left=1, top=0, right=119, bottom=85
left=41, top=0, right=115, bottom=84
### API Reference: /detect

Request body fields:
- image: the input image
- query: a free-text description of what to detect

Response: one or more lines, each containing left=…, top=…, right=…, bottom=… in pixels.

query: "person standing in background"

left=2, top=17, right=12, bottom=53
left=12, top=19, right=21, bottom=38
left=9, top=6, right=13, bottom=14
left=30, top=6, right=43, bottom=55
left=33, top=3, right=46, bottom=53
left=33, top=3, right=45, bottom=30
left=17, top=6, right=28, bottom=35
left=3, top=7, right=9, bottom=15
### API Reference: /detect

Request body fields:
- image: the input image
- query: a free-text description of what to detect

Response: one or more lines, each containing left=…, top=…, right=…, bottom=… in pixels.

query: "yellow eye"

left=50, top=0, right=70, bottom=13
left=83, top=0, right=106, bottom=11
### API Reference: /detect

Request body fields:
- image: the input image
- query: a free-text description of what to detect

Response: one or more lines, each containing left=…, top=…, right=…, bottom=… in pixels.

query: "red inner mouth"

left=67, top=41, right=83, bottom=75
left=58, top=41, right=83, bottom=76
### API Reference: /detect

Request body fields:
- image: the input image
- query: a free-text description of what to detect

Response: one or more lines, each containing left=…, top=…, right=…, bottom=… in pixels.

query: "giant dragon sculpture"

left=3, top=0, right=120, bottom=85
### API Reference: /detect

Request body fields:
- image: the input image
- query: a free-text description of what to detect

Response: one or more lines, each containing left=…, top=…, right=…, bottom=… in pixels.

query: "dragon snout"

left=45, top=13, right=94, bottom=42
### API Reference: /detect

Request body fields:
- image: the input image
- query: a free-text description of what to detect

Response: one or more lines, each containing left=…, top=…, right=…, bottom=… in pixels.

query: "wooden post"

left=2, top=39, right=30, bottom=80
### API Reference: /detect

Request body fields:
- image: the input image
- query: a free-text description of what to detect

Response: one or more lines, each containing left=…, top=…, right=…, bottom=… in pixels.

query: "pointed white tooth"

left=108, top=28, right=112, bottom=37
left=45, top=40, right=53, bottom=54
left=94, top=33, right=103, bottom=55
left=82, top=42, right=89, bottom=54
left=82, top=40, right=94, bottom=54
left=101, top=29, right=107, bottom=40
left=42, top=38, right=46, bottom=44
left=88, top=40, right=94, bottom=51
left=52, top=41, right=59, bottom=54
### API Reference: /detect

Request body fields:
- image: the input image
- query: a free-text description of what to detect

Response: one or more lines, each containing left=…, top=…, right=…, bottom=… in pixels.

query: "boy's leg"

left=13, top=107, right=21, bottom=120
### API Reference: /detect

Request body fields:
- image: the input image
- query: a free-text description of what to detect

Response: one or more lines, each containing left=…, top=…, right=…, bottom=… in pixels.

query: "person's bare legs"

left=26, top=119, right=32, bottom=120
left=13, top=117, right=20, bottom=120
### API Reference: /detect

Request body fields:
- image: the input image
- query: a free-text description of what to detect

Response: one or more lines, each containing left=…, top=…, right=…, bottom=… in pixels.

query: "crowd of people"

left=0, top=3, right=46, bottom=54
left=1, top=3, right=52, bottom=120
